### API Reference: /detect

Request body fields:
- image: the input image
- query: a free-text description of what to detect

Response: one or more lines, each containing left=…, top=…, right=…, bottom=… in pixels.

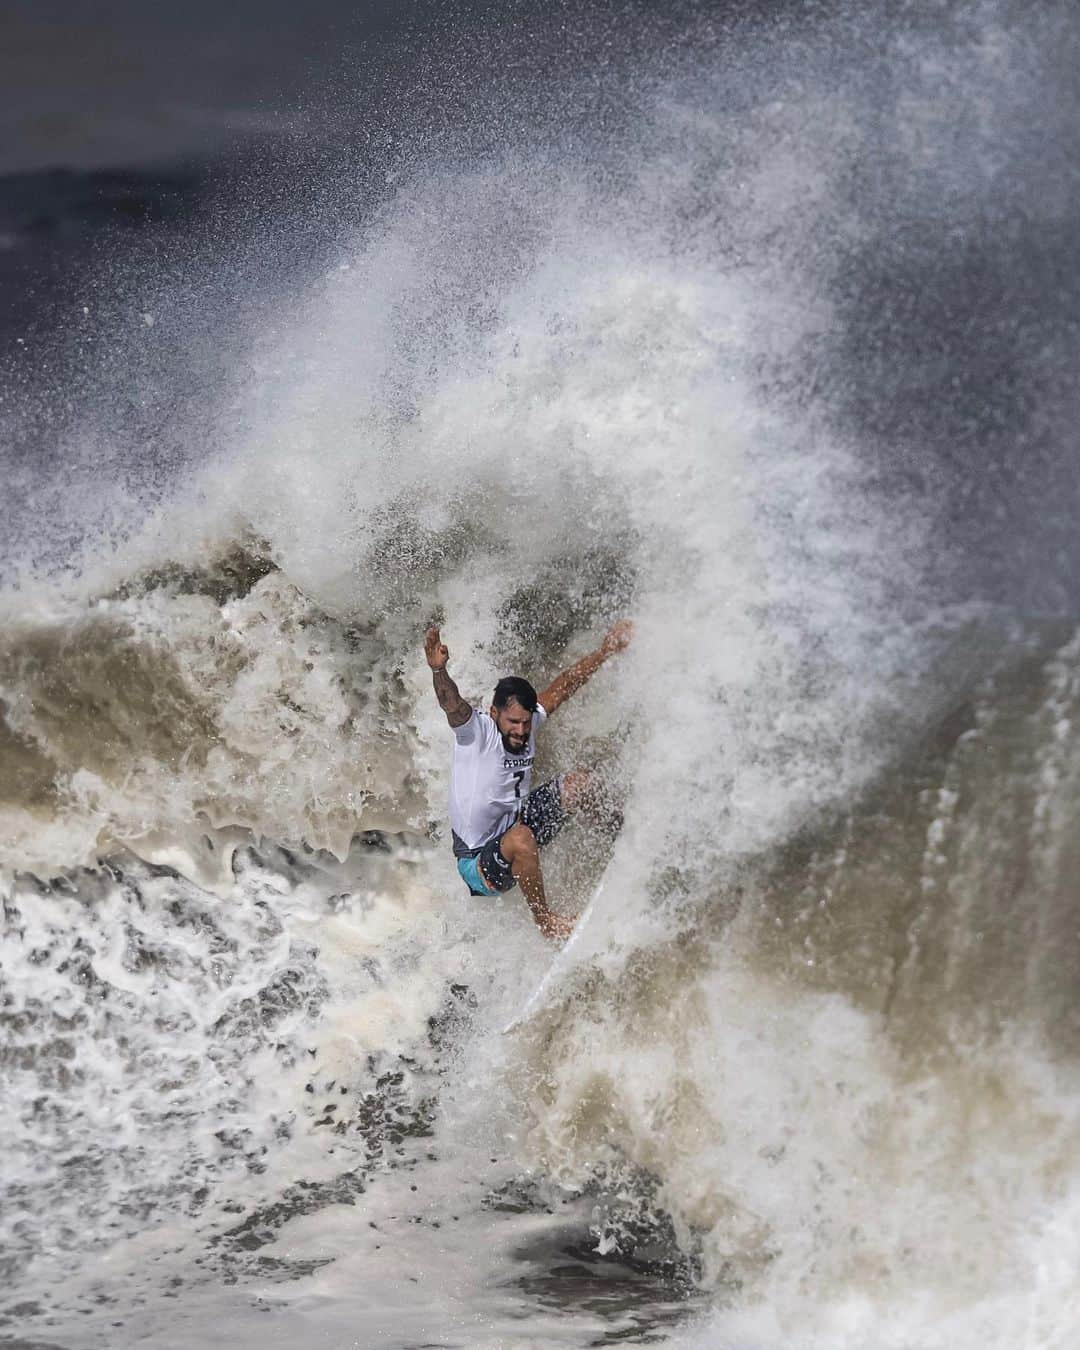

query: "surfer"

left=424, top=621, right=633, bottom=939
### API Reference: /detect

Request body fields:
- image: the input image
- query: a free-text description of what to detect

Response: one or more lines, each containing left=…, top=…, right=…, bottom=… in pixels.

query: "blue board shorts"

left=456, top=777, right=568, bottom=897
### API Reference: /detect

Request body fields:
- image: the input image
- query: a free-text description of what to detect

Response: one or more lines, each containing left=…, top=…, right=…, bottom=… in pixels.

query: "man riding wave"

left=424, top=621, right=633, bottom=939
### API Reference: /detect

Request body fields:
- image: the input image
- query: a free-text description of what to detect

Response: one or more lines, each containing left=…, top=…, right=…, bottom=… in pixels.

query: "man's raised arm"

left=538, top=619, right=633, bottom=715
left=424, top=628, right=474, bottom=728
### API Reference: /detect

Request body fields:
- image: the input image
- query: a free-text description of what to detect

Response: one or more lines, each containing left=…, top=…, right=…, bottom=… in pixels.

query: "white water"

left=3, top=5, right=1079, bottom=1346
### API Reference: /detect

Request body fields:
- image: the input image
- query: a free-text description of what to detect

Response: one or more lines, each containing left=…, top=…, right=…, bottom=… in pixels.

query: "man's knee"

left=502, top=822, right=539, bottom=861
left=560, top=769, right=597, bottom=813
left=559, top=769, right=621, bottom=831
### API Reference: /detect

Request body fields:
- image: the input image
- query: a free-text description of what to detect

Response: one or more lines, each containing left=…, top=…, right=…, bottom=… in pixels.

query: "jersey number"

left=512, top=771, right=525, bottom=800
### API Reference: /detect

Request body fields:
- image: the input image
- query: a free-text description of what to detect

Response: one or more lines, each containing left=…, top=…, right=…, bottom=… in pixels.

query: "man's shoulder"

left=453, top=707, right=497, bottom=748
left=475, top=710, right=499, bottom=742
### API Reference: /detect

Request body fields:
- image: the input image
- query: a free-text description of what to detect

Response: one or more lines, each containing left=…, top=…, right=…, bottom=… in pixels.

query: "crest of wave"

left=2, top=84, right=920, bottom=888
left=209, top=87, right=927, bottom=899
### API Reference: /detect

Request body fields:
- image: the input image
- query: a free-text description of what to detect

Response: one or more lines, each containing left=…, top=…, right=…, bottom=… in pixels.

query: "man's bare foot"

left=541, top=912, right=578, bottom=942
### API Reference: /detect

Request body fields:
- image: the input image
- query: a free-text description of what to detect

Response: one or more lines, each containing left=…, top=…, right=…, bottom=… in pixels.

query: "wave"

left=2, top=2, right=1078, bottom=1345
left=517, top=622, right=1080, bottom=1340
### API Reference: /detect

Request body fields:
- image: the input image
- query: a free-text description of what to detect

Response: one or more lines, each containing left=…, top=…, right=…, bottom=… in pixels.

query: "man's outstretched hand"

left=537, top=618, right=634, bottom=715
left=600, top=618, right=634, bottom=657
left=425, top=627, right=450, bottom=671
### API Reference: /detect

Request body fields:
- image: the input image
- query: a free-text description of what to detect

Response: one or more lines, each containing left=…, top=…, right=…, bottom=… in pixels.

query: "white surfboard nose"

left=502, top=881, right=606, bottom=1034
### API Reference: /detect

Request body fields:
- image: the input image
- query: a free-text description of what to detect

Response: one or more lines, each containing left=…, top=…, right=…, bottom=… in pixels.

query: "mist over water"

left=2, top=2, right=1079, bottom=1346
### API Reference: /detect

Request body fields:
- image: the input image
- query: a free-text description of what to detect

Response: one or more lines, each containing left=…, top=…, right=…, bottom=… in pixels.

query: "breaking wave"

left=2, top=3, right=1078, bottom=1345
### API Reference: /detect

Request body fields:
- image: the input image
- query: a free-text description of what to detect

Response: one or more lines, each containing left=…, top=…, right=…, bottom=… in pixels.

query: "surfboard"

left=502, top=879, right=606, bottom=1034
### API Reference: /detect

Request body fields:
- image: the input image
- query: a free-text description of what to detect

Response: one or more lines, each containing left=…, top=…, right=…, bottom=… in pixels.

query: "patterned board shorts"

left=456, top=777, right=568, bottom=897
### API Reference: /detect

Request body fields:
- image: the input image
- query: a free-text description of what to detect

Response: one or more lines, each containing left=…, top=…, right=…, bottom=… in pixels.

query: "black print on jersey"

left=503, top=754, right=534, bottom=770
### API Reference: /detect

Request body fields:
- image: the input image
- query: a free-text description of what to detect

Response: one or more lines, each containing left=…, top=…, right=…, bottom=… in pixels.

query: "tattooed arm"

left=424, top=628, right=473, bottom=728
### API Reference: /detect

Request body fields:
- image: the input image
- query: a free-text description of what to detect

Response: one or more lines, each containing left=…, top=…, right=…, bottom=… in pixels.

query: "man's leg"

left=559, top=769, right=623, bottom=831
left=498, top=823, right=573, bottom=940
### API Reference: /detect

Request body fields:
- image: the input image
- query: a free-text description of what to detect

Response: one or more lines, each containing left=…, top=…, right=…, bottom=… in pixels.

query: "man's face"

left=491, top=698, right=533, bottom=754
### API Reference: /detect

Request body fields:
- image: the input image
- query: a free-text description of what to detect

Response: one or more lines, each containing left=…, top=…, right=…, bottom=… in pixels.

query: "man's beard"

left=501, top=733, right=527, bottom=754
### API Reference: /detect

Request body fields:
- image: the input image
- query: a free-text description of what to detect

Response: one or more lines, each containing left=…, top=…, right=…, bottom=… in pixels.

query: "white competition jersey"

left=449, top=704, right=547, bottom=854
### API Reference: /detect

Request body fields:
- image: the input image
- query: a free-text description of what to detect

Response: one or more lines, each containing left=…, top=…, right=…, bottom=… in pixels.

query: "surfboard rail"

left=502, top=879, right=606, bottom=1034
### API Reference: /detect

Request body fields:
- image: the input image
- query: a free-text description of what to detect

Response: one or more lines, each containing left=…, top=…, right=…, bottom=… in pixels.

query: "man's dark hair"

left=492, top=675, right=538, bottom=712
